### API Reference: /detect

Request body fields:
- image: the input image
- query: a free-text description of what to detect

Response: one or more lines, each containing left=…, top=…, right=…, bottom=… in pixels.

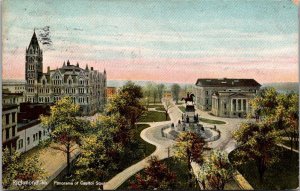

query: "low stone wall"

left=233, top=171, right=254, bottom=190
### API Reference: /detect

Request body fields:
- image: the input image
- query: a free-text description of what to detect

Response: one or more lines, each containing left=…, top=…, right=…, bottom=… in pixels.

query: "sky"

left=2, top=0, right=299, bottom=84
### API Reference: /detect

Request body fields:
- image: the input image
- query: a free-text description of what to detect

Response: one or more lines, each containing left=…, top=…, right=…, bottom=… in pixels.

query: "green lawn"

left=114, top=124, right=157, bottom=178
left=155, top=106, right=166, bottom=111
left=199, top=118, right=226, bottom=125
left=178, top=106, right=186, bottom=112
left=138, top=111, right=170, bottom=122
left=281, top=140, right=299, bottom=150
left=134, top=124, right=157, bottom=158
left=119, top=157, right=199, bottom=189
left=147, top=104, right=163, bottom=108
left=229, top=147, right=299, bottom=190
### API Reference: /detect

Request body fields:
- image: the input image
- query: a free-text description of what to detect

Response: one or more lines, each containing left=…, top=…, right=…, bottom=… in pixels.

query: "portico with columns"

left=211, top=91, right=255, bottom=118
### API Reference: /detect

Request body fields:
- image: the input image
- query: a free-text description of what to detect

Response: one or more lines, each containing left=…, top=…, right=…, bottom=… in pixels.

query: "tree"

left=174, top=132, right=205, bottom=187
left=97, top=114, right=132, bottom=148
left=130, top=156, right=176, bottom=189
left=157, top=84, right=166, bottom=102
left=250, top=87, right=279, bottom=121
left=199, top=150, right=235, bottom=190
left=106, top=81, right=145, bottom=128
left=2, top=148, right=45, bottom=190
left=75, top=125, right=121, bottom=190
left=152, top=86, right=158, bottom=103
left=40, top=97, right=88, bottom=175
left=164, top=98, right=174, bottom=120
left=250, top=88, right=299, bottom=152
left=171, top=84, right=181, bottom=104
left=233, top=120, right=281, bottom=183
left=143, top=82, right=154, bottom=104
left=274, top=92, right=299, bottom=152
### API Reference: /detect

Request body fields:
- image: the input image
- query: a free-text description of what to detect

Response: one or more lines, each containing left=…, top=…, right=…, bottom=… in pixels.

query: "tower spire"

left=28, top=29, right=40, bottom=50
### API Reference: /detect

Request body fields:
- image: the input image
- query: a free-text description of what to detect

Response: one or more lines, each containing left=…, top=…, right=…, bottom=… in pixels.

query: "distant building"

left=2, top=80, right=26, bottom=93
left=163, top=91, right=172, bottom=99
left=106, top=87, right=117, bottom=99
left=2, top=90, right=25, bottom=107
left=194, top=78, right=261, bottom=118
left=24, top=31, right=107, bottom=115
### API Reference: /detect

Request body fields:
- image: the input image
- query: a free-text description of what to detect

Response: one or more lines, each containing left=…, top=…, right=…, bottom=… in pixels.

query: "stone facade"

left=24, top=31, right=107, bottom=115
left=194, top=78, right=261, bottom=117
left=211, top=91, right=256, bottom=118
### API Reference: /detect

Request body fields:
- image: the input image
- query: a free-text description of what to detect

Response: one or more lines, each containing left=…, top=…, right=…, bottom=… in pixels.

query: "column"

left=241, top=99, right=244, bottom=111
left=235, top=99, right=238, bottom=111
left=231, top=99, right=233, bottom=111
left=246, top=99, right=248, bottom=112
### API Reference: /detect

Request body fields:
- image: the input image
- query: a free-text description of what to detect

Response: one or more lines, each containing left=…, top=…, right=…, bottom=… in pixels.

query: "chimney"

left=76, top=63, right=79, bottom=67
left=67, top=60, right=70, bottom=66
left=47, top=66, right=50, bottom=73
left=91, top=67, right=93, bottom=71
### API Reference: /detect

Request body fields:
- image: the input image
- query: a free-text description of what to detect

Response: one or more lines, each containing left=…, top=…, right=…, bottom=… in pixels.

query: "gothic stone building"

left=194, top=78, right=261, bottom=118
left=25, top=31, right=107, bottom=115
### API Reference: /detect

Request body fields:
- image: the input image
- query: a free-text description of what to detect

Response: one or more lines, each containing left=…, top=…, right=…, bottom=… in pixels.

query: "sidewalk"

left=277, top=143, right=299, bottom=153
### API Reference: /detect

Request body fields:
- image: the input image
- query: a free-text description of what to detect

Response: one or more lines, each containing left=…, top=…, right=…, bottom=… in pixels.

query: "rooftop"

left=17, top=119, right=41, bottom=131
left=195, top=78, right=261, bottom=87
left=2, top=104, right=18, bottom=111
left=2, top=79, right=26, bottom=85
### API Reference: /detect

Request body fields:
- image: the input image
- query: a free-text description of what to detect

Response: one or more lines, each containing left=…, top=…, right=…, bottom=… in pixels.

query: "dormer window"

left=42, top=80, right=46, bottom=85
left=68, top=80, right=72, bottom=85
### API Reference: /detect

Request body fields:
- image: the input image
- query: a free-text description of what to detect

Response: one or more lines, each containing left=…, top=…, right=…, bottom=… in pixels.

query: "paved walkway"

left=277, top=143, right=299, bottom=153
left=168, top=102, right=249, bottom=151
left=103, top=121, right=175, bottom=190
left=104, top=101, right=251, bottom=190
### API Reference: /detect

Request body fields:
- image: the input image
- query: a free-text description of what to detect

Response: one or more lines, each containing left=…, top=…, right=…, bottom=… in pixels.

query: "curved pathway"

left=103, top=121, right=174, bottom=190
left=104, top=101, right=251, bottom=190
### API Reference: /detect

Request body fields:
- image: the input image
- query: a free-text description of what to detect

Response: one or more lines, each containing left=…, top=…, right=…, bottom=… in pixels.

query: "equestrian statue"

left=181, top=92, right=195, bottom=104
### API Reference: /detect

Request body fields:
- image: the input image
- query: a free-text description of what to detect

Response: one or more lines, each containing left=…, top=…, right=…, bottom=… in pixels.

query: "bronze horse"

left=181, top=92, right=195, bottom=104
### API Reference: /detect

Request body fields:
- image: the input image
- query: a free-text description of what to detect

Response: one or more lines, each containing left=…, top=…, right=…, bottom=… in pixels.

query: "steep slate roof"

left=28, top=31, right=40, bottom=50
left=195, top=78, right=261, bottom=87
